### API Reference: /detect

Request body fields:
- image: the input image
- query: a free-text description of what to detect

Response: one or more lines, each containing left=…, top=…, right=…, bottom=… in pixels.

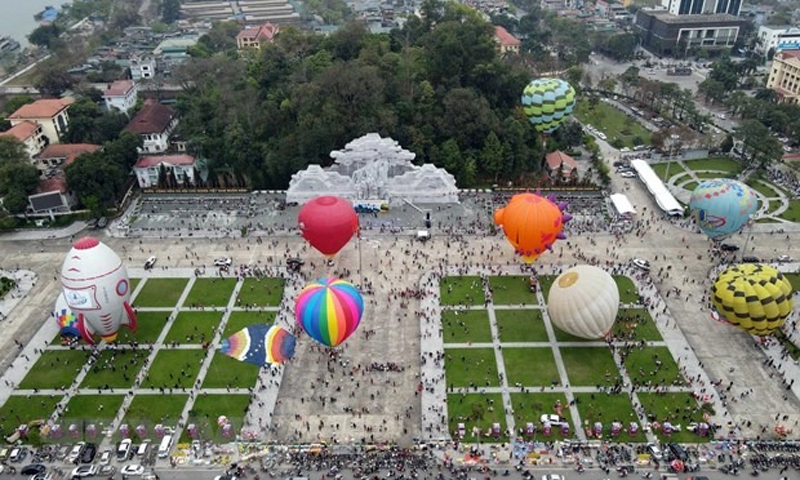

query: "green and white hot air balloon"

left=521, top=78, right=577, bottom=134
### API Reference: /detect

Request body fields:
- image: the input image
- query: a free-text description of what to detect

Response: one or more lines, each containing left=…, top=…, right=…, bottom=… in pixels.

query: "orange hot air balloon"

left=494, top=193, right=571, bottom=263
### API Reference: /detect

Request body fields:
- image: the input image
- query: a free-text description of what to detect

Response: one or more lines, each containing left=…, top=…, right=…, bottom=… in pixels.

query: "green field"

left=184, top=278, right=238, bottom=307
left=623, top=346, right=684, bottom=387
left=694, top=171, right=732, bottom=179
left=442, top=310, right=492, bottom=343
left=574, top=99, right=652, bottom=148
left=779, top=199, right=800, bottom=222
left=116, top=311, right=169, bottom=344
left=81, top=350, right=149, bottom=389
left=440, top=276, right=485, bottom=306
left=495, top=309, right=548, bottom=342
left=20, top=350, right=86, bottom=390
left=0, top=395, right=62, bottom=437
left=638, top=392, right=709, bottom=443
left=447, top=393, right=507, bottom=442
left=237, top=277, right=285, bottom=307
left=574, top=392, right=645, bottom=442
left=444, top=348, right=499, bottom=388
left=510, top=392, right=573, bottom=439
left=63, top=395, right=125, bottom=421
left=650, top=162, right=686, bottom=180
left=683, top=157, right=744, bottom=173
left=129, top=278, right=141, bottom=295
left=134, top=278, right=189, bottom=307
left=223, top=311, right=275, bottom=337
left=503, top=348, right=559, bottom=386
left=537, top=275, right=557, bottom=299
left=142, top=349, right=206, bottom=389
left=682, top=181, right=698, bottom=192
left=203, top=352, right=261, bottom=389
left=123, top=394, right=188, bottom=440
left=488, top=276, right=538, bottom=305
left=164, top=311, right=223, bottom=344
left=183, top=394, right=251, bottom=442
left=613, top=276, right=640, bottom=304
left=613, top=309, right=662, bottom=341
left=560, top=347, right=620, bottom=386
left=750, top=180, right=781, bottom=198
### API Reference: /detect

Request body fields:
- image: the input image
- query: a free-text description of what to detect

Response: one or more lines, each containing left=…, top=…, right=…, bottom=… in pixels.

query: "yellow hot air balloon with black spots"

left=711, top=264, right=793, bottom=336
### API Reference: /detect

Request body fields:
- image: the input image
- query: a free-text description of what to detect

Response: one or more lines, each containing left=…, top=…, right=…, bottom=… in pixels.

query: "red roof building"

left=0, top=120, right=48, bottom=160
left=133, top=154, right=198, bottom=189
left=28, top=173, right=77, bottom=213
left=236, top=22, right=279, bottom=50
left=7, top=98, right=74, bottom=144
left=124, top=101, right=178, bottom=154
left=103, top=80, right=138, bottom=113
left=544, top=150, right=579, bottom=180
left=38, top=143, right=101, bottom=169
left=494, top=26, right=521, bottom=54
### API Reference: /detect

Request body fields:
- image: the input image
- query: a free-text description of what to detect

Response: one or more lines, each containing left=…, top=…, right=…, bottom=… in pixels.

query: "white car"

left=619, top=171, right=636, bottom=178
left=778, top=254, right=793, bottom=263
left=631, top=258, right=651, bottom=271
left=597, top=132, right=607, bottom=141
left=213, top=258, right=233, bottom=267
left=120, top=465, right=145, bottom=476
left=647, top=442, right=663, bottom=460
left=67, top=443, right=85, bottom=464
left=116, top=439, right=132, bottom=461
left=99, top=449, right=111, bottom=466
left=144, top=256, right=157, bottom=270
left=542, top=475, right=565, bottom=480
left=540, top=414, right=567, bottom=427
left=70, top=464, right=98, bottom=478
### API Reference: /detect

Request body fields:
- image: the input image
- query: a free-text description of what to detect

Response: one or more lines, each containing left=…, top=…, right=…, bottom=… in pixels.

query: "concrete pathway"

left=484, top=279, right=516, bottom=437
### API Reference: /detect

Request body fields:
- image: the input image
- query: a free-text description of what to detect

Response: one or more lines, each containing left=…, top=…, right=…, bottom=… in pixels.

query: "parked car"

left=647, top=443, right=663, bottom=460
left=144, top=256, right=157, bottom=270
left=21, top=464, right=46, bottom=476
left=96, top=217, right=109, bottom=229
left=720, top=244, right=739, bottom=252
left=80, top=443, right=97, bottom=464
left=620, top=171, right=636, bottom=178
left=9, top=447, right=27, bottom=463
left=120, top=465, right=145, bottom=476
left=213, top=258, right=233, bottom=267
left=742, top=255, right=760, bottom=263
left=99, top=449, right=112, bottom=466
left=116, top=439, right=132, bottom=461
left=539, top=414, right=567, bottom=427
left=777, top=254, right=792, bottom=263
left=70, top=464, right=98, bottom=478
left=631, top=258, right=651, bottom=270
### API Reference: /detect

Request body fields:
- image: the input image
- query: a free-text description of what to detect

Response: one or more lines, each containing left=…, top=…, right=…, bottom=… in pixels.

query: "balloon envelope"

left=494, top=193, right=569, bottom=263
left=521, top=78, right=577, bottom=134
left=298, top=196, right=359, bottom=257
left=547, top=265, right=620, bottom=339
left=711, top=264, right=793, bottom=336
left=53, top=293, right=80, bottom=338
left=689, top=179, right=758, bottom=240
left=296, top=278, right=364, bottom=347
left=220, top=324, right=296, bottom=366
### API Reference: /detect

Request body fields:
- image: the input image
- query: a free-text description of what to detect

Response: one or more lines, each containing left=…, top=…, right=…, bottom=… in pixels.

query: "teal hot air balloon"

left=521, top=78, right=577, bottom=134
left=689, top=179, right=758, bottom=240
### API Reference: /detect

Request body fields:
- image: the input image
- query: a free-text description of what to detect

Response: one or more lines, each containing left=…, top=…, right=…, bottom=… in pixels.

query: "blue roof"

left=41, top=7, right=58, bottom=22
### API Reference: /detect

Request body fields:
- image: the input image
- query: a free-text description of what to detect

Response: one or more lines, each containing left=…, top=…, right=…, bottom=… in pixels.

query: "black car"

left=96, top=217, right=109, bottom=229
left=742, top=255, right=760, bottom=263
left=21, top=464, right=46, bottom=476
left=720, top=244, right=739, bottom=252
left=80, top=443, right=97, bottom=464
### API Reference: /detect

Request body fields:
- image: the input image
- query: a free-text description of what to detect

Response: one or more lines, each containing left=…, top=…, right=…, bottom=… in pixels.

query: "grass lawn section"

left=164, top=311, right=223, bottom=344
left=444, top=348, right=499, bottom=388
left=694, top=171, right=734, bottom=179
left=783, top=273, right=800, bottom=294
left=638, top=392, right=710, bottom=443
left=183, top=394, right=251, bottom=442
left=496, top=309, right=548, bottom=342
left=537, top=275, right=557, bottom=299
left=510, top=392, right=574, bottom=439
left=750, top=180, right=781, bottom=198
left=503, top=348, right=560, bottom=386
left=442, top=310, right=491, bottom=343
left=447, top=393, right=507, bottom=443
left=440, top=276, right=485, bottom=306
left=560, top=347, right=621, bottom=386
left=682, top=181, right=698, bottom=192
left=134, top=278, right=188, bottom=308
left=612, top=309, right=662, bottom=341
left=184, top=278, right=237, bottom=308
left=117, top=310, right=169, bottom=344
left=650, top=162, right=686, bottom=180
left=236, top=277, right=285, bottom=307
left=554, top=327, right=597, bottom=342
left=129, top=278, right=141, bottom=295
left=20, top=350, right=87, bottom=389
left=684, top=157, right=744, bottom=174
left=573, top=99, right=652, bottom=148
left=202, top=352, right=260, bottom=389
left=81, top=350, right=149, bottom=389
left=757, top=217, right=780, bottom=223
left=623, top=346, right=685, bottom=387
left=613, top=276, right=640, bottom=304
left=0, top=395, right=62, bottom=437
left=143, top=350, right=206, bottom=389
left=223, top=311, right=275, bottom=337
left=573, top=392, right=645, bottom=442
left=64, top=395, right=125, bottom=421
left=124, top=394, right=188, bottom=440
left=488, top=276, right=538, bottom=305
left=779, top=199, right=800, bottom=222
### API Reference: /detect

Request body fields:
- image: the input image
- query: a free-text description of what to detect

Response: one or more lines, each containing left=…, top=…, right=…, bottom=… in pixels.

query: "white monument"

left=286, top=133, right=459, bottom=205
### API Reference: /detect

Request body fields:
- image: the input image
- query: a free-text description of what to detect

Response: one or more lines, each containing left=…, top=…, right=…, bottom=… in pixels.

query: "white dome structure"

left=547, top=265, right=619, bottom=339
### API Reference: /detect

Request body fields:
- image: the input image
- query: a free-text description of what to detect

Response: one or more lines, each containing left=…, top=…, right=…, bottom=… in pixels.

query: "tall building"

left=767, top=50, right=800, bottom=104
left=635, top=9, right=745, bottom=57
left=661, top=0, right=741, bottom=16
left=757, top=26, right=800, bottom=56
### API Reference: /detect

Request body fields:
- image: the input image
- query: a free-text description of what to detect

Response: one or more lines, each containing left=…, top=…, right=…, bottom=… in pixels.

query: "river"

left=0, top=0, right=61, bottom=47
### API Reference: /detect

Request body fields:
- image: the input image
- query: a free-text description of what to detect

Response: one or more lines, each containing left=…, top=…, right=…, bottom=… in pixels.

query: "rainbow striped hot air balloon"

left=219, top=324, right=296, bottom=366
left=295, top=278, right=364, bottom=348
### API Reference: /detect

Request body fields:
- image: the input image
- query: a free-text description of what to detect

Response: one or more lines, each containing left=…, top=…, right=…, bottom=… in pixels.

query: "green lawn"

left=682, top=181, right=698, bottom=192
left=81, top=350, right=149, bottom=389
left=223, top=311, right=275, bottom=338
left=184, top=278, right=238, bottom=308
left=560, top=347, right=621, bottom=386
left=440, top=276, right=485, bottom=306
left=0, top=395, right=62, bottom=437
left=783, top=273, right=800, bottom=294
left=574, top=99, right=652, bottom=148
left=573, top=392, right=645, bottom=442
left=510, top=392, right=574, bottom=439
left=503, top=348, right=560, bottom=386
left=129, top=278, right=141, bottom=295
left=63, top=395, right=125, bottom=421
left=183, top=394, right=251, bottom=442
left=117, top=311, right=169, bottom=344
left=134, top=278, right=188, bottom=307
left=143, top=350, right=206, bottom=389
left=202, top=352, right=261, bottom=389
left=623, top=346, right=685, bottom=387
left=683, top=157, right=744, bottom=174
left=749, top=180, right=781, bottom=198
left=123, top=394, right=188, bottom=440
left=447, top=393, right=507, bottom=443
left=444, top=348, right=499, bottom=388
left=538, top=275, right=557, bottom=299
left=164, top=311, right=223, bottom=344
left=20, top=350, right=87, bottom=390
left=488, top=276, right=538, bottom=305
left=612, top=309, right=663, bottom=341
left=778, top=199, right=800, bottom=222
left=694, top=171, right=733, bottom=179
left=495, top=309, right=549, bottom=342
left=613, top=275, right=639, bottom=304
left=236, top=277, right=285, bottom=307
left=638, top=392, right=710, bottom=443
left=650, top=162, right=686, bottom=180
left=554, top=327, right=598, bottom=342
left=442, top=310, right=492, bottom=343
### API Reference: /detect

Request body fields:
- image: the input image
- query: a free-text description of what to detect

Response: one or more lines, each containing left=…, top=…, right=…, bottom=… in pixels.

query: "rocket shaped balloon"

left=60, top=237, right=137, bottom=344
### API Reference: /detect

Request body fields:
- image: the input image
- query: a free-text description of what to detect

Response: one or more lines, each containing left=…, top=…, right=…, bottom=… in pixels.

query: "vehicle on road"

left=542, top=475, right=565, bottom=480
left=632, top=258, right=651, bottom=270
left=213, top=258, right=232, bottom=267
left=70, top=464, right=97, bottom=478
left=144, top=256, right=157, bottom=270
left=120, top=465, right=145, bottom=476
left=21, top=464, right=46, bottom=476
left=778, top=254, right=792, bottom=262
left=67, top=443, right=84, bottom=464
left=720, top=244, right=739, bottom=252
left=96, top=217, right=108, bottom=229
left=742, top=255, right=760, bottom=263
left=619, top=171, right=636, bottom=178
left=647, top=443, right=663, bottom=460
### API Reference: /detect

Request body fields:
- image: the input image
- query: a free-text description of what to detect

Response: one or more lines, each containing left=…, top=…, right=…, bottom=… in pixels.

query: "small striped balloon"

left=295, top=278, right=364, bottom=347
left=521, top=78, right=577, bottom=134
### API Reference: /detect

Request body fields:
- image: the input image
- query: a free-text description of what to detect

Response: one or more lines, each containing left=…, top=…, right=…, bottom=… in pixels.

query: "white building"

left=757, top=26, right=800, bottom=56
left=7, top=98, right=74, bottom=144
left=661, top=0, right=741, bottom=16
left=0, top=120, right=48, bottom=160
left=133, top=154, right=197, bottom=188
left=130, top=56, right=156, bottom=80
left=123, top=101, right=178, bottom=154
left=102, top=80, right=138, bottom=113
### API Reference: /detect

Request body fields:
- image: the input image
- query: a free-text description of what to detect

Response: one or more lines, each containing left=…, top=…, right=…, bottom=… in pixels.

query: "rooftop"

left=545, top=150, right=578, bottom=170
left=39, top=143, right=102, bottom=166
left=103, top=80, right=136, bottom=97
left=641, top=9, right=743, bottom=24
left=777, top=49, right=800, bottom=61
left=0, top=120, right=40, bottom=142
left=134, top=154, right=196, bottom=168
left=8, top=98, right=74, bottom=120
left=35, top=175, right=68, bottom=194
left=494, top=25, right=521, bottom=47
left=124, top=102, right=176, bottom=135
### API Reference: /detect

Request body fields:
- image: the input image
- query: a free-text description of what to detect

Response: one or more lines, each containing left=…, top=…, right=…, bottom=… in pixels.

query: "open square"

left=236, top=277, right=285, bottom=307
left=442, top=310, right=492, bottom=343
left=495, top=309, right=548, bottom=343
left=184, top=278, right=238, bottom=307
left=503, top=348, right=559, bottom=386
left=444, top=348, right=499, bottom=388
left=134, top=278, right=188, bottom=307
left=440, top=276, right=485, bottom=306
left=487, top=276, right=538, bottom=305
left=142, top=349, right=206, bottom=389
left=164, top=311, right=223, bottom=344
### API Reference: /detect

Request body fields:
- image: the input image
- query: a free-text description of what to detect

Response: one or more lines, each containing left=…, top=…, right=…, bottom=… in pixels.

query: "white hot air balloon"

left=547, top=265, right=620, bottom=339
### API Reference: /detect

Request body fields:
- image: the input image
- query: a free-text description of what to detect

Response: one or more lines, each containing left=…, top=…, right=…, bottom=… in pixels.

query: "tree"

left=2, top=188, right=29, bottom=214
left=480, top=131, right=504, bottom=181
left=64, top=152, right=127, bottom=208
left=160, top=0, right=181, bottom=23
left=737, top=119, right=783, bottom=169
left=698, top=78, right=726, bottom=104
left=4, top=96, right=34, bottom=115
left=0, top=137, right=28, bottom=164
left=195, top=21, right=241, bottom=54
left=0, top=161, right=39, bottom=196
left=34, top=65, right=74, bottom=98
left=28, top=24, right=62, bottom=49
left=600, top=33, right=639, bottom=61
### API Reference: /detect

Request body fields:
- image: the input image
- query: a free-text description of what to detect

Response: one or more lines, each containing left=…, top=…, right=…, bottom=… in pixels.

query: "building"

left=123, top=102, right=179, bottom=154
left=102, top=80, right=138, bottom=113
left=28, top=174, right=77, bottom=214
left=767, top=50, right=800, bottom=104
left=36, top=143, right=101, bottom=175
left=7, top=98, right=74, bottom=144
left=494, top=26, right=521, bottom=55
left=236, top=22, right=279, bottom=50
left=130, top=56, right=156, bottom=80
left=544, top=150, right=579, bottom=180
left=0, top=120, right=48, bottom=160
left=757, top=26, right=800, bottom=56
left=133, top=154, right=198, bottom=188
left=540, top=0, right=566, bottom=10
left=661, top=0, right=741, bottom=16
left=596, top=0, right=631, bottom=20
left=634, top=9, right=745, bottom=57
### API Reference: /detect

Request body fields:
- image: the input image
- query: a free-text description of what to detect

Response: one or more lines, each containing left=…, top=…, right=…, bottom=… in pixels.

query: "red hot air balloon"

left=297, top=196, right=359, bottom=257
